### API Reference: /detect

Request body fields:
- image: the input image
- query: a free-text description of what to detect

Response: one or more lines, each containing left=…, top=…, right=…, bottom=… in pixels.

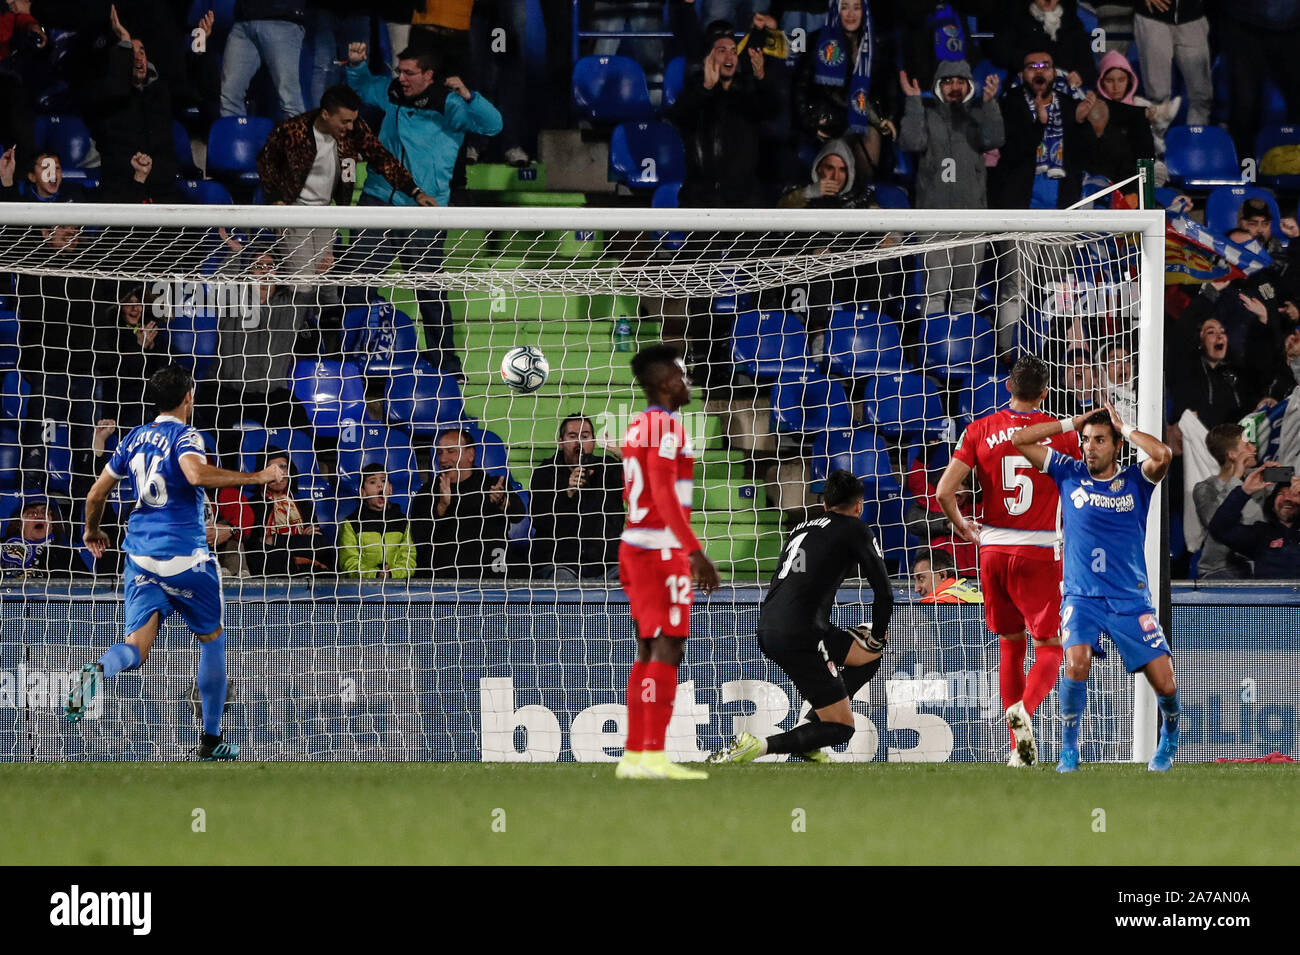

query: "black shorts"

left=757, top=626, right=854, bottom=710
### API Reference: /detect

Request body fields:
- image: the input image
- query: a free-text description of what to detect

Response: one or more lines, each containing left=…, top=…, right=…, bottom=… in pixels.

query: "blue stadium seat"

left=173, top=121, right=200, bottom=179
left=824, top=307, right=912, bottom=377
left=43, top=421, right=72, bottom=494
left=861, top=372, right=947, bottom=440
left=956, top=373, right=1008, bottom=419
left=920, top=312, right=996, bottom=378
left=292, top=360, right=366, bottom=436
left=810, top=427, right=899, bottom=495
left=652, top=181, right=684, bottom=249
left=1164, top=125, right=1241, bottom=188
left=709, top=268, right=754, bottom=314
left=1015, top=307, right=1053, bottom=359
left=206, top=115, right=273, bottom=183
left=237, top=424, right=330, bottom=502
left=730, top=310, right=818, bottom=383
left=872, top=183, right=910, bottom=208
left=336, top=422, right=421, bottom=508
left=652, top=181, right=681, bottom=207
left=663, top=55, right=686, bottom=110
left=609, top=120, right=686, bottom=189
left=1255, top=125, right=1300, bottom=192
left=35, top=80, right=73, bottom=115
left=1261, top=77, right=1289, bottom=126
left=0, top=425, right=19, bottom=490
left=342, top=300, right=420, bottom=373
left=2, top=370, right=30, bottom=420
left=892, top=148, right=916, bottom=185
left=0, top=310, right=17, bottom=370
left=167, top=306, right=219, bottom=379
left=868, top=492, right=912, bottom=576
left=178, top=179, right=234, bottom=204
left=1205, top=185, right=1281, bottom=237
left=188, top=0, right=235, bottom=34
left=385, top=364, right=466, bottom=435
left=1153, top=186, right=1186, bottom=210
left=770, top=377, right=853, bottom=436
left=33, top=114, right=93, bottom=169
left=572, top=55, right=654, bottom=123
left=971, top=59, right=1007, bottom=96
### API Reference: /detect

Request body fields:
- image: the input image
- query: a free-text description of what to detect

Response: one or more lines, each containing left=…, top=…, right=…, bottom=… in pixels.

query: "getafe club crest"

left=1110, top=478, right=1125, bottom=493
left=819, top=39, right=845, bottom=68
left=942, top=25, right=963, bottom=53
left=852, top=88, right=869, bottom=118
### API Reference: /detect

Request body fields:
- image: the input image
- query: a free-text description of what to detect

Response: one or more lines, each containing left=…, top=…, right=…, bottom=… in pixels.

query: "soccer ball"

left=500, top=345, right=549, bottom=393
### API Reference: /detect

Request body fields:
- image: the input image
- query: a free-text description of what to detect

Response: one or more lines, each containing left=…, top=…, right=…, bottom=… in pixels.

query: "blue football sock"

left=197, top=635, right=228, bottom=738
left=98, top=643, right=141, bottom=679
left=1158, top=689, right=1180, bottom=735
left=1059, top=677, right=1088, bottom=751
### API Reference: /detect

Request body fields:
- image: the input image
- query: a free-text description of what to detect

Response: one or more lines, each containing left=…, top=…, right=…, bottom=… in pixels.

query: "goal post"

left=0, top=203, right=1166, bottom=763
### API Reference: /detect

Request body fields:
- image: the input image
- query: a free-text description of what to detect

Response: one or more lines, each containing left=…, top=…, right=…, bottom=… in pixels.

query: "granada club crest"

left=819, top=39, right=845, bottom=68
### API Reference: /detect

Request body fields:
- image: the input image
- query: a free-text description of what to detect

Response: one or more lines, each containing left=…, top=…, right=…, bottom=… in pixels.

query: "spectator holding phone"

left=1208, top=463, right=1300, bottom=579
left=528, top=414, right=623, bottom=581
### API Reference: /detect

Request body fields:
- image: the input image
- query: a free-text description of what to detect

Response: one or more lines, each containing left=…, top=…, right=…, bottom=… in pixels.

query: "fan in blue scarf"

left=814, top=0, right=874, bottom=133
left=1010, top=69, right=1085, bottom=179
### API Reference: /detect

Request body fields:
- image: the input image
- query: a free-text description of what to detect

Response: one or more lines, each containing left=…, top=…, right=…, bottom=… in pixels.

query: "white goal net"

left=0, top=204, right=1165, bottom=763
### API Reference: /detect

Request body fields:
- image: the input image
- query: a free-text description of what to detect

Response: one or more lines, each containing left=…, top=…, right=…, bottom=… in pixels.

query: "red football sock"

left=1000, top=638, right=1027, bottom=745
left=640, top=661, right=679, bottom=752
left=625, top=661, right=646, bottom=753
left=1022, top=643, right=1064, bottom=716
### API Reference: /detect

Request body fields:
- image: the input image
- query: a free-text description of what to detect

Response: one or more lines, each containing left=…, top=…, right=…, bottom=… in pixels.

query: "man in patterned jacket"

left=257, top=84, right=436, bottom=273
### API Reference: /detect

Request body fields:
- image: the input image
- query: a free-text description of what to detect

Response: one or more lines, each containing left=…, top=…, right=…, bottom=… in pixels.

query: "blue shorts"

left=1061, top=595, right=1171, bottom=673
left=123, top=556, right=224, bottom=638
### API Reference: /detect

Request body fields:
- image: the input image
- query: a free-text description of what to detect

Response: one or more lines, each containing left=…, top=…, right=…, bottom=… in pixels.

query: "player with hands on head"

left=1013, top=402, right=1179, bottom=773
left=936, top=356, right=1080, bottom=766
left=711, top=469, right=893, bottom=765
left=68, top=365, right=287, bottom=761
left=616, top=344, right=719, bottom=780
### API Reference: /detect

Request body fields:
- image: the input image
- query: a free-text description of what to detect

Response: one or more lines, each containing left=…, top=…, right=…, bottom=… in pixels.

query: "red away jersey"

left=953, top=408, right=1081, bottom=553
left=620, top=407, right=701, bottom=555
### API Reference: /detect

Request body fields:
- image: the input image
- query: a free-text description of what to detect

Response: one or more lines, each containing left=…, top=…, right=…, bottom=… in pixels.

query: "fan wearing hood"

left=1078, top=51, right=1155, bottom=194
left=898, top=58, right=1003, bottom=317
left=777, top=138, right=875, bottom=208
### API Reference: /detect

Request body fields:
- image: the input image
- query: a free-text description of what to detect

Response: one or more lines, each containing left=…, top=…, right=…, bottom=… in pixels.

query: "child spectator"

left=339, top=463, right=415, bottom=579
left=246, top=453, right=333, bottom=576
left=1083, top=52, right=1156, bottom=190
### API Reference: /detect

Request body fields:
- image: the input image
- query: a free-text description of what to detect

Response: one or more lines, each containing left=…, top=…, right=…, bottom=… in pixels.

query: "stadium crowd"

left=0, top=1, right=1297, bottom=581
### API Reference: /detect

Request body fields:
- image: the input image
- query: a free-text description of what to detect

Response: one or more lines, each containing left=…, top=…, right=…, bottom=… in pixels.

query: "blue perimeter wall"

left=1, top=583, right=1296, bottom=762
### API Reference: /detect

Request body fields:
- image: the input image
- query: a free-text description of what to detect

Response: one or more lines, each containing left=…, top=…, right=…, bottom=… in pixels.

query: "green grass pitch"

left=2, top=762, right=1296, bottom=865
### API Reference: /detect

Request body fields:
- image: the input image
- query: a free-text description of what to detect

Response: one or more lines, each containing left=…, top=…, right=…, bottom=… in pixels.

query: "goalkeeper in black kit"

left=711, top=470, right=893, bottom=764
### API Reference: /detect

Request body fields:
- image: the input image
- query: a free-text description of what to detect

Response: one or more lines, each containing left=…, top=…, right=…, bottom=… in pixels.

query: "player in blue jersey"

left=1013, top=404, right=1180, bottom=773
left=64, top=365, right=286, bottom=760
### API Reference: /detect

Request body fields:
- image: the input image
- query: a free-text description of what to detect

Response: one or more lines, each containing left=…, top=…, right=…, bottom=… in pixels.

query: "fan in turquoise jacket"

left=345, top=50, right=502, bottom=208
